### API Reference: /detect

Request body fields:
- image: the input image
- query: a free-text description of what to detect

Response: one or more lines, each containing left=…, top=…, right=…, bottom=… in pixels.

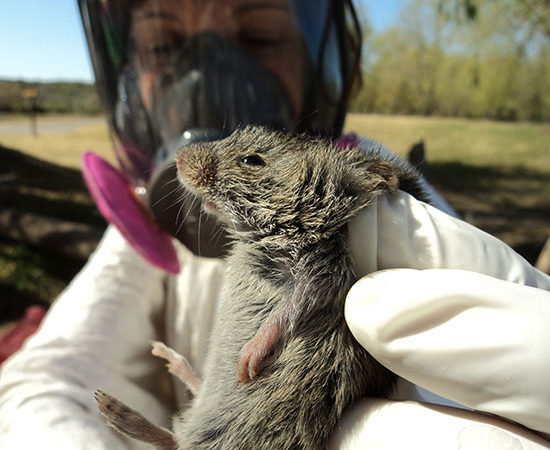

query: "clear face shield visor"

left=78, top=0, right=361, bottom=265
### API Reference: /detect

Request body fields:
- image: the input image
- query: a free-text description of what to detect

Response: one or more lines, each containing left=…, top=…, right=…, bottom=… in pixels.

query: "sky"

left=0, top=0, right=403, bottom=83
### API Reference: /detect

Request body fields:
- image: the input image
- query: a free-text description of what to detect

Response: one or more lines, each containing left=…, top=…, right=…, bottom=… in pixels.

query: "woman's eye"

left=137, top=38, right=183, bottom=70
left=241, top=33, right=280, bottom=49
left=241, top=154, right=266, bottom=167
left=150, top=42, right=177, bottom=56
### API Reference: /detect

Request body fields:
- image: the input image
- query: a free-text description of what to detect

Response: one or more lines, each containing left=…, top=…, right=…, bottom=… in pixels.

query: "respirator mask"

left=77, top=0, right=362, bottom=271
left=118, top=33, right=295, bottom=259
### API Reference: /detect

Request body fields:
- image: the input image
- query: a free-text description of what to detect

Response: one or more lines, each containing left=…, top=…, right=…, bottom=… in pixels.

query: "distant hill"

left=0, top=80, right=102, bottom=115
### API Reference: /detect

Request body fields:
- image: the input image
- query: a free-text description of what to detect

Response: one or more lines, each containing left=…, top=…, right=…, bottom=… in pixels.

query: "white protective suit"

left=1, top=141, right=549, bottom=449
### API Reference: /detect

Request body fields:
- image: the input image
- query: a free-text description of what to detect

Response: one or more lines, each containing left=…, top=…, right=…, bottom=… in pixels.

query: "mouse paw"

left=237, top=316, right=283, bottom=383
left=151, top=341, right=201, bottom=396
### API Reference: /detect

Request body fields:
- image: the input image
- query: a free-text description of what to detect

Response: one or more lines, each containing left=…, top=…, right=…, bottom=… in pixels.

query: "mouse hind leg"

left=151, top=341, right=201, bottom=396
left=94, top=390, right=178, bottom=450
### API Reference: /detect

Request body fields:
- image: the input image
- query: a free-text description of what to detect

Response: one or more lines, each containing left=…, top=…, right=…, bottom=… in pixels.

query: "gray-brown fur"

left=169, top=126, right=429, bottom=449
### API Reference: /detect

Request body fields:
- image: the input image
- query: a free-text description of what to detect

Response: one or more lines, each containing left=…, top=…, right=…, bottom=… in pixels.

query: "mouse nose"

left=176, top=143, right=218, bottom=192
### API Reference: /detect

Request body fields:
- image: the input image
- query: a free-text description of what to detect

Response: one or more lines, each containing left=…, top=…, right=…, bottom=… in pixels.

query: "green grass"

left=1, top=113, right=549, bottom=319
left=2, top=112, right=547, bottom=172
left=345, top=113, right=550, bottom=171
left=1, top=128, right=107, bottom=316
left=0, top=114, right=114, bottom=169
left=347, top=114, right=550, bottom=265
left=0, top=239, right=75, bottom=320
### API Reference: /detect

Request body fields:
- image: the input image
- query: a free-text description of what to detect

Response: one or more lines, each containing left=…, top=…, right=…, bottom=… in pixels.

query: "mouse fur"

left=95, top=126, right=429, bottom=449
left=171, top=126, right=427, bottom=449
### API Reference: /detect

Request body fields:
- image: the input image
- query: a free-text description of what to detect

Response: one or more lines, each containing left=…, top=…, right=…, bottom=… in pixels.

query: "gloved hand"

left=331, top=191, right=550, bottom=449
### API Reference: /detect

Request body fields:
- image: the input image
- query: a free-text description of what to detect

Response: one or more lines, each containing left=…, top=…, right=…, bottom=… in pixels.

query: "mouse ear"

left=346, top=159, right=400, bottom=201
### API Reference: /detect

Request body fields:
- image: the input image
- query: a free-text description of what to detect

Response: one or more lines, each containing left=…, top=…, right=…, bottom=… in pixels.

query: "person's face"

left=130, top=0, right=307, bottom=121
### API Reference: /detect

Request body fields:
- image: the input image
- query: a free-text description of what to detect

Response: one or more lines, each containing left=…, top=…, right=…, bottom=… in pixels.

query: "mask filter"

left=148, top=128, right=231, bottom=259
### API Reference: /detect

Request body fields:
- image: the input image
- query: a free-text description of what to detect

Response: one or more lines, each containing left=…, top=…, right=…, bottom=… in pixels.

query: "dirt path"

left=0, top=116, right=106, bottom=135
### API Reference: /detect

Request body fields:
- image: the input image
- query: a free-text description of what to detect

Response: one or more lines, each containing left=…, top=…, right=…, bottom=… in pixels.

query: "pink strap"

left=334, top=131, right=359, bottom=149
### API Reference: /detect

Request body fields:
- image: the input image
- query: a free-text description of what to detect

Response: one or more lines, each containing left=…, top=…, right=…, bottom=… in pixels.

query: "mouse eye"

left=240, top=154, right=266, bottom=167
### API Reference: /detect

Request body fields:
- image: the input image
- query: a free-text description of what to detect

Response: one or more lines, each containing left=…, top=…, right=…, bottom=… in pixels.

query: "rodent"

left=95, top=126, right=429, bottom=449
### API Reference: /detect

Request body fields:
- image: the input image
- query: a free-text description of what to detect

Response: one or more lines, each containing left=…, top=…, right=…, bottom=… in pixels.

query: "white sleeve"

left=0, top=226, right=172, bottom=450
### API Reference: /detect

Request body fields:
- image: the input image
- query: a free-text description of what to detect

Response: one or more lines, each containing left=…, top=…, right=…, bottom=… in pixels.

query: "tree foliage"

left=352, top=0, right=550, bottom=121
left=0, top=80, right=101, bottom=115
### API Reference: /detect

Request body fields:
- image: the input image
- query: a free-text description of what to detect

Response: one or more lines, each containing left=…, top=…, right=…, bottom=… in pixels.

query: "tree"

left=351, top=0, right=550, bottom=121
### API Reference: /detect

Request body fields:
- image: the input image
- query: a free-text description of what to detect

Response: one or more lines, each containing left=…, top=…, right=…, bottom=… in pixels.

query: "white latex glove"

left=331, top=191, right=550, bottom=449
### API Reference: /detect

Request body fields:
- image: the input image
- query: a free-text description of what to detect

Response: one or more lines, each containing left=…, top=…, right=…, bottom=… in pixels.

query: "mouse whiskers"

left=197, top=203, right=204, bottom=257
left=151, top=179, right=184, bottom=212
left=174, top=193, right=198, bottom=237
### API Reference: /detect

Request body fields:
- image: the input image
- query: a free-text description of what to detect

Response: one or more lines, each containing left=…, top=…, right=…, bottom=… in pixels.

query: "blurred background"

left=1, top=0, right=549, bottom=324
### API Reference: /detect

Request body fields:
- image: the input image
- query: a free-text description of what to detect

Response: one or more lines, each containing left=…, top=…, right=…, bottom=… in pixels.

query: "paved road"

left=0, top=116, right=106, bottom=135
